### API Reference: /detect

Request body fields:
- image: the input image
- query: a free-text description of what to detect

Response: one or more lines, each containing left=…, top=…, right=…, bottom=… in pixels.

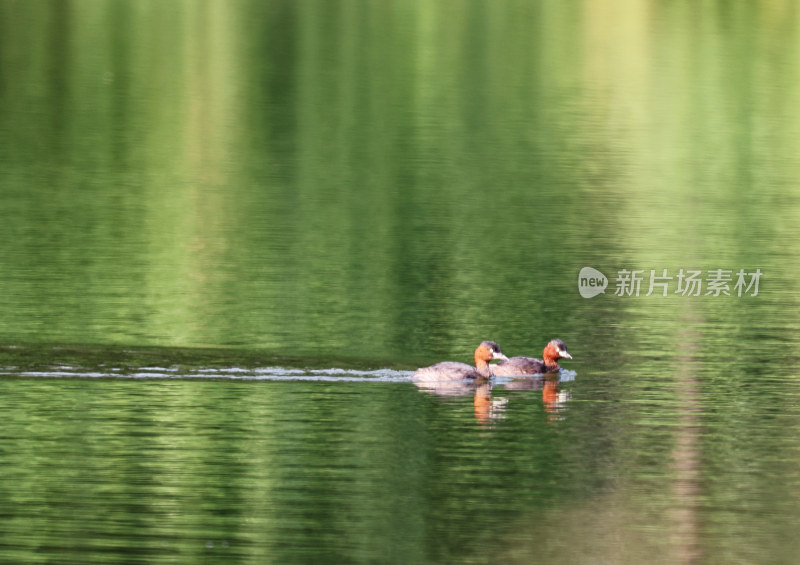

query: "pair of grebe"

left=413, top=339, right=572, bottom=381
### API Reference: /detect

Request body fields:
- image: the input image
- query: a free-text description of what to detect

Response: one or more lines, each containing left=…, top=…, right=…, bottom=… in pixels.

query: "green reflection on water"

left=2, top=1, right=796, bottom=360
left=2, top=1, right=800, bottom=563
left=0, top=378, right=563, bottom=564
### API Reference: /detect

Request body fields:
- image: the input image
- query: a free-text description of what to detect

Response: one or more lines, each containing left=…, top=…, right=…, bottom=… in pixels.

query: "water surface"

left=1, top=1, right=800, bottom=563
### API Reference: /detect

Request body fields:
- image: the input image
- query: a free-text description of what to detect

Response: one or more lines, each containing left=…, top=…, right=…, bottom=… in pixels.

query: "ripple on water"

left=0, top=365, right=416, bottom=382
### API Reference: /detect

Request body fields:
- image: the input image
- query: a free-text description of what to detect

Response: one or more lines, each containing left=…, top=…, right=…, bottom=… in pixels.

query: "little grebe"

left=492, top=339, right=572, bottom=376
left=413, top=341, right=508, bottom=381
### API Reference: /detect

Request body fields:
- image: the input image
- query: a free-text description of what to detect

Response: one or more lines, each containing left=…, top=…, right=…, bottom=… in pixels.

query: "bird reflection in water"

left=473, top=382, right=509, bottom=423
left=414, top=373, right=572, bottom=424
left=413, top=378, right=508, bottom=423
left=501, top=374, right=571, bottom=423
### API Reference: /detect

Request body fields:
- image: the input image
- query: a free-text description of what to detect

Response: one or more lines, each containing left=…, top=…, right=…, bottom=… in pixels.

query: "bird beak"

left=493, top=351, right=509, bottom=361
left=560, top=351, right=572, bottom=359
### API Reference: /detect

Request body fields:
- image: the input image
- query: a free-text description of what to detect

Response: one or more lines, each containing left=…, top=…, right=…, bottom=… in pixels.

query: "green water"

left=2, top=1, right=800, bottom=563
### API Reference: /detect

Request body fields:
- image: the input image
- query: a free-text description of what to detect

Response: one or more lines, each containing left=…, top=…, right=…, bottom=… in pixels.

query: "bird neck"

left=542, top=347, right=562, bottom=372
left=474, top=355, right=493, bottom=378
